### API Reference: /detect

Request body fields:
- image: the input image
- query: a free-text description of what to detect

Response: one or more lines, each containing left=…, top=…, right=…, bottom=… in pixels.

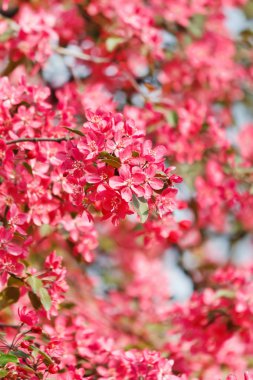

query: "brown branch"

left=1, top=59, right=23, bottom=77
left=125, top=73, right=150, bottom=101
left=6, top=137, right=74, bottom=145
left=54, top=46, right=109, bottom=64
left=0, top=323, right=19, bottom=329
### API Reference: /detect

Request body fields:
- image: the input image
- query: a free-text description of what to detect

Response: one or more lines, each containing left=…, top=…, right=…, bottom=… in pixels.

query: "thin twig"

left=54, top=46, right=109, bottom=64
left=6, top=137, right=74, bottom=145
left=0, top=323, right=19, bottom=329
left=8, top=323, right=23, bottom=352
left=125, top=73, right=150, bottom=101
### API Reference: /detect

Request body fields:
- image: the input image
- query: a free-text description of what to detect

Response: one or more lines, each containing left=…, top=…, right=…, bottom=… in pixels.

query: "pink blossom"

left=18, top=306, right=38, bottom=326
left=109, top=165, right=145, bottom=202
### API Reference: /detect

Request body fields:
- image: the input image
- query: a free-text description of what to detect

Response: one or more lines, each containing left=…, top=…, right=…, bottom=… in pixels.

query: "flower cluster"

left=60, top=109, right=180, bottom=224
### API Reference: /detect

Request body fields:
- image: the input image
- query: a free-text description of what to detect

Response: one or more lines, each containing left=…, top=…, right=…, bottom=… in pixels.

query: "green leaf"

left=7, top=275, right=24, bottom=288
left=0, top=352, right=18, bottom=366
left=0, top=29, right=15, bottom=43
left=235, top=166, right=253, bottom=175
left=38, top=349, right=54, bottom=365
left=26, top=276, right=43, bottom=294
left=39, top=288, right=51, bottom=311
left=188, top=14, right=205, bottom=38
left=0, top=287, right=20, bottom=310
left=23, top=335, right=36, bottom=341
left=28, top=291, right=42, bottom=310
left=105, top=36, right=125, bottom=52
left=177, top=162, right=204, bottom=190
left=99, top=152, right=121, bottom=169
left=215, top=289, right=235, bottom=299
left=40, top=224, right=52, bottom=237
left=201, top=122, right=209, bottom=132
left=0, top=369, right=8, bottom=378
left=59, top=301, right=76, bottom=310
left=165, top=110, right=178, bottom=127
left=32, top=347, right=53, bottom=365
left=18, top=364, right=35, bottom=373
left=64, top=127, right=85, bottom=136
left=10, top=350, right=29, bottom=359
left=104, top=158, right=121, bottom=168
left=28, top=279, right=52, bottom=312
left=132, top=195, right=149, bottom=223
left=244, top=1, right=253, bottom=19
left=22, top=162, right=33, bottom=176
